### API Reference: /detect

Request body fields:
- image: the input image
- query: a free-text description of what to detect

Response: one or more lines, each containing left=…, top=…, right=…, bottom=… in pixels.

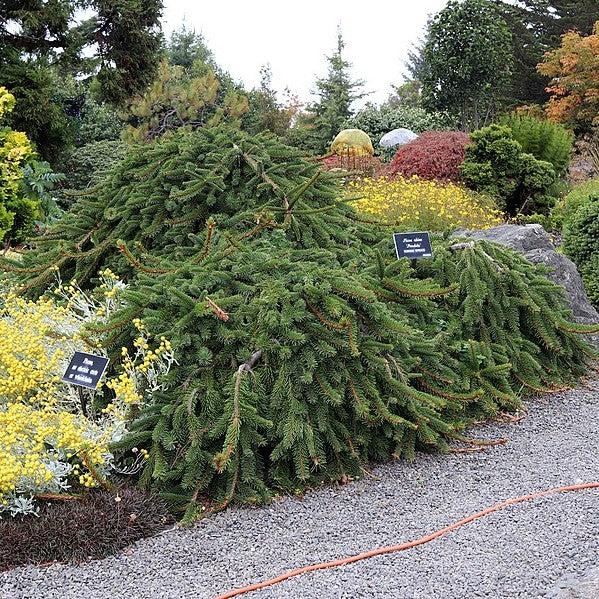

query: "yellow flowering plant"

left=348, top=176, right=504, bottom=232
left=0, top=269, right=176, bottom=517
left=0, top=86, right=38, bottom=243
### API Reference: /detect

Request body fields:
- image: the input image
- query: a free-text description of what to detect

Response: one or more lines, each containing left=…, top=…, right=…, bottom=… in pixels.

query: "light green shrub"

left=500, top=114, right=574, bottom=175
left=551, top=179, right=599, bottom=230
left=563, top=195, right=599, bottom=306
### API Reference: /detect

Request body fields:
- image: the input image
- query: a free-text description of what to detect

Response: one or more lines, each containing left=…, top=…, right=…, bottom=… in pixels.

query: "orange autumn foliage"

left=538, top=22, right=599, bottom=129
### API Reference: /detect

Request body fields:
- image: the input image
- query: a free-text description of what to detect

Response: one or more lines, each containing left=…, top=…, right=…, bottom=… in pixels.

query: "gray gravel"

left=2, top=380, right=598, bottom=599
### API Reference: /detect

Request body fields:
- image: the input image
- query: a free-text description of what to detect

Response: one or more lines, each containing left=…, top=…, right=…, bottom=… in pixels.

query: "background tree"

left=494, top=1, right=599, bottom=105
left=421, top=0, right=513, bottom=130
left=386, top=37, right=427, bottom=109
left=166, top=26, right=216, bottom=72
left=0, top=0, right=162, bottom=161
left=242, top=65, right=296, bottom=137
left=537, top=23, right=599, bottom=132
left=124, top=60, right=248, bottom=142
left=306, top=28, right=367, bottom=153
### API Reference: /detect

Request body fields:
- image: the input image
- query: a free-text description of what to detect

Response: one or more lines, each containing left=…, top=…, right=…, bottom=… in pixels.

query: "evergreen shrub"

left=3, top=125, right=595, bottom=520
left=500, top=114, right=574, bottom=175
left=388, top=131, right=470, bottom=182
left=563, top=196, right=599, bottom=306
left=460, top=124, right=557, bottom=216
left=551, top=179, right=599, bottom=230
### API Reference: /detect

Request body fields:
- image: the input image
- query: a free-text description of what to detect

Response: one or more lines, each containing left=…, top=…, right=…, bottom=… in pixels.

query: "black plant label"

left=393, top=232, right=433, bottom=260
left=62, top=352, right=110, bottom=390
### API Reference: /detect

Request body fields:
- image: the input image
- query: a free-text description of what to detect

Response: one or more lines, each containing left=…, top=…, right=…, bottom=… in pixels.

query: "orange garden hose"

left=215, top=482, right=599, bottom=598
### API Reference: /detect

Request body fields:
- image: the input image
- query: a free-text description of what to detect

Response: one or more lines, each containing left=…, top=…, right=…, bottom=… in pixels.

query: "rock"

left=546, top=568, right=599, bottom=598
left=453, top=224, right=599, bottom=329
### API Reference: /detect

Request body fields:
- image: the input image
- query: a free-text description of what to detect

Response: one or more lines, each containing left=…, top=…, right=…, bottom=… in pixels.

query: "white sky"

left=162, top=0, right=449, bottom=107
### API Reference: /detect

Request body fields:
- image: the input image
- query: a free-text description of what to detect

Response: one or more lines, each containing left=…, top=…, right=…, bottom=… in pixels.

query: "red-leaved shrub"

left=387, top=131, right=470, bottom=182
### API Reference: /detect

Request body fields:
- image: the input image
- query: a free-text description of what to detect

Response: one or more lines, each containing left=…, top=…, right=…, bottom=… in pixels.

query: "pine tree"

left=3, top=125, right=595, bottom=519
left=307, top=28, right=367, bottom=153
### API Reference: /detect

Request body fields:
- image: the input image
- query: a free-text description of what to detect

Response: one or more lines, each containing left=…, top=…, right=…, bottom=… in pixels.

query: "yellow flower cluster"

left=0, top=403, right=104, bottom=498
left=348, top=176, right=504, bottom=232
left=106, top=320, right=174, bottom=415
left=0, top=293, right=67, bottom=401
left=0, top=87, right=34, bottom=206
left=0, top=293, right=109, bottom=506
left=0, top=275, right=176, bottom=514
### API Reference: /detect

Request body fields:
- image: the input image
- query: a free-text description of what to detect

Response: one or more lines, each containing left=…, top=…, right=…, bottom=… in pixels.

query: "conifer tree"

left=307, top=28, right=367, bottom=153
left=0, top=0, right=162, bottom=159
left=3, top=125, right=595, bottom=519
left=493, top=0, right=599, bottom=105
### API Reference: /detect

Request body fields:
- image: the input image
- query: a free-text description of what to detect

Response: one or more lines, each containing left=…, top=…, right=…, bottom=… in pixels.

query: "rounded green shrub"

left=500, top=114, right=574, bottom=175
left=563, top=195, right=599, bottom=265
left=563, top=195, right=599, bottom=306
left=460, top=124, right=557, bottom=216
left=551, top=179, right=599, bottom=230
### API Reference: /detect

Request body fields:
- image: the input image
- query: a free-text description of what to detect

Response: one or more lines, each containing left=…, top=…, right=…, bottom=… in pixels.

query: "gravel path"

left=2, top=380, right=598, bottom=599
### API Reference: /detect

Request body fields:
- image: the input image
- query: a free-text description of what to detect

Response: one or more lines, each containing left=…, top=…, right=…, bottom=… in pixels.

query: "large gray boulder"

left=453, top=224, right=599, bottom=324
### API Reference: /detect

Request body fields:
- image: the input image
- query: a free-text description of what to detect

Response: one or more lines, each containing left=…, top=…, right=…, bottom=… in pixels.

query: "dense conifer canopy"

left=3, top=126, right=595, bottom=518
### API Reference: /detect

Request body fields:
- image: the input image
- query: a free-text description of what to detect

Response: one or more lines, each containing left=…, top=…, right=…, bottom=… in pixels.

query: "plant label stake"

left=62, top=351, right=109, bottom=390
left=393, top=232, right=433, bottom=263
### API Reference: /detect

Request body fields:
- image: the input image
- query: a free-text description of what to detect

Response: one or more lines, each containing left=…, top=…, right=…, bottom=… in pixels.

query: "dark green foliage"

left=305, top=28, right=367, bottom=153
left=0, top=0, right=162, bottom=158
left=421, top=0, right=513, bottom=130
left=563, top=196, right=599, bottom=307
left=165, top=25, right=216, bottom=72
left=56, top=140, right=128, bottom=208
left=460, top=124, right=557, bottom=215
left=500, top=114, right=574, bottom=175
left=79, top=1, right=163, bottom=106
left=493, top=0, right=599, bottom=105
left=0, top=57, right=75, bottom=163
left=0, top=488, right=173, bottom=570
left=5, top=126, right=594, bottom=518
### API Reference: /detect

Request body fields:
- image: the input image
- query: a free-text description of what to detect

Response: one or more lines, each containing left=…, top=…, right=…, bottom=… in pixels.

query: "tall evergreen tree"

left=421, top=0, right=513, bottom=131
left=165, top=26, right=216, bottom=72
left=307, top=28, right=367, bottom=153
left=0, top=0, right=163, bottom=160
left=493, top=0, right=599, bottom=105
